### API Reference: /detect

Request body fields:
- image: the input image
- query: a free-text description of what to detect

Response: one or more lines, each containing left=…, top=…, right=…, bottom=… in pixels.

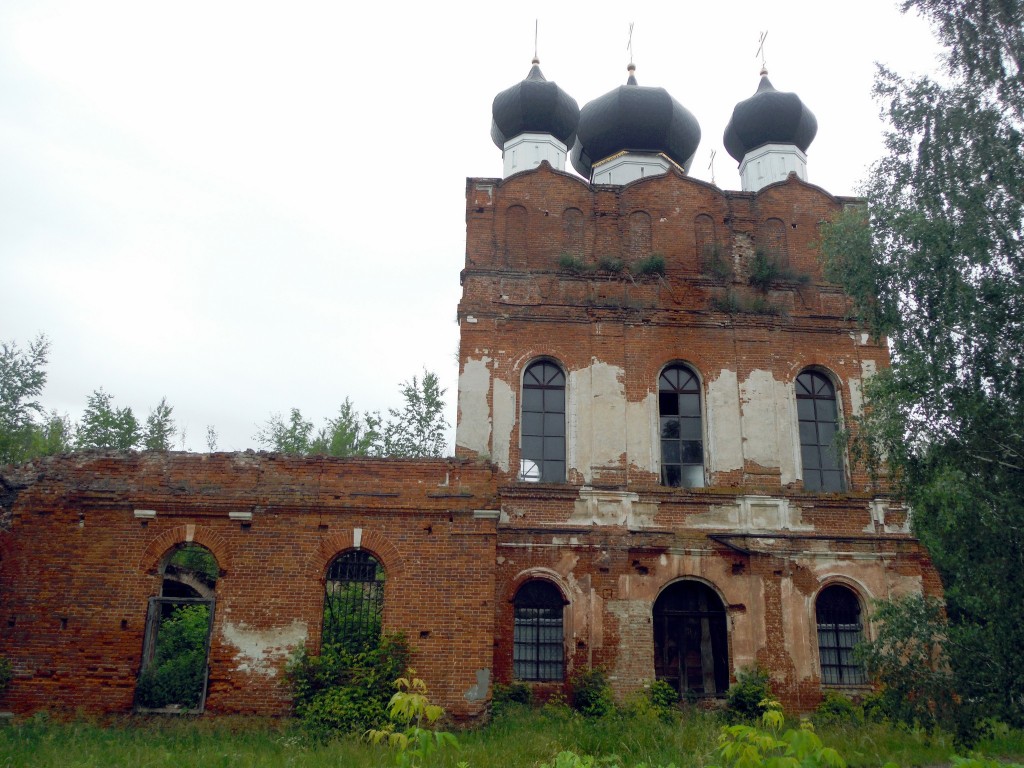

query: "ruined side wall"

left=0, top=453, right=499, bottom=718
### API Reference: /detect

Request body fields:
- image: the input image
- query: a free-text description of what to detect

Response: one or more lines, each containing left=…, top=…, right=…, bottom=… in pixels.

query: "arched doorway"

left=653, top=580, right=729, bottom=697
left=136, top=543, right=218, bottom=712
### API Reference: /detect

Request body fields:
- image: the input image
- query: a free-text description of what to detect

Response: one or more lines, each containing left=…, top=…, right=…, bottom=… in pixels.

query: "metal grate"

left=816, top=585, right=867, bottom=685
left=654, top=581, right=729, bottom=697
left=513, top=581, right=565, bottom=681
left=323, top=550, right=385, bottom=651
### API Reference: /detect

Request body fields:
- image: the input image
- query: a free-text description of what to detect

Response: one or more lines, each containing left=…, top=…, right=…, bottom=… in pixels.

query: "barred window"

left=323, top=550, right=385, bottom=652
left=659, top=365, right=704, bottom=488
left=513, top=580, right=565, bottom=681
left=816, top=585, right=867, bottom=685
left=653, top=580, right=729, bottom=698
left=521, top=361, right=566, bottom=483
left=796, top=371, right=845, bottom=491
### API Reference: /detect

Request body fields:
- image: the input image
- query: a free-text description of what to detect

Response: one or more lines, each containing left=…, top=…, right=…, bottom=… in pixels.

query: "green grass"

left=1, top=707, right=1023, bottom=768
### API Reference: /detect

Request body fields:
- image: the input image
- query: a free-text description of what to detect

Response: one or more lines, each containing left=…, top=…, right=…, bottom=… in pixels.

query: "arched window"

left=816, top=585, right=867, bottom=685
left=796, top=371, right=845, bottom=491
left=654, top=581, right=729, bottom=697
left=137, top=544, right=218, bottom=712
left=513, top=580, right=565, bottom=681
left=659, top=365, right=704, bottom=487
left=521, top=360, right=566, bottom=482
left=324, top=550, right=385, bottom=651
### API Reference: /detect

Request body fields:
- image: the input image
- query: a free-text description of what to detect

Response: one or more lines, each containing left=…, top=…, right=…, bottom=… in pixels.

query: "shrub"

left=648, top=679, right=678, bottom=712
left=725, top=667, right=771, bottom=722
left=569, top=666, right=614, bottom=718
left=493, top=681, right=533, bottom=708
left=710, top=699, right=848, bottom=768
left=135, top=604, right=210, bottom=709
left=597, top=256, right=625, bottom=273
left=748, top=250, right=808, bottom=291
left=367, top=674, right=459, bottom=768
left=0, top=656, right=12, bottom=694
left=702, top=244, right=733, bottom=280
left=630, top=254, right=666, bottom=276
left=813, top=691, right=862, bottom=727
left=558, top=254, right=594, bottom=275
left=287, top=632, right=409, bottom=738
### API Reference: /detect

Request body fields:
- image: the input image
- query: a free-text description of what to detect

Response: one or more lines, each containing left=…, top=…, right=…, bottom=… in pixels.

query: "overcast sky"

left=0, top=1, right=943, bottom=452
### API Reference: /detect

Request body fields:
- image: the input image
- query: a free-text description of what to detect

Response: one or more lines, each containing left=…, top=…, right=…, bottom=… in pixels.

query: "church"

left=0, top=54, right=940, bottom=719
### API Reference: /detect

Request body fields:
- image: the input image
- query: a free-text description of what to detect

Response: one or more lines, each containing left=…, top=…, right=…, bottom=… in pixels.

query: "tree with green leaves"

left=76, top=389, right=141, bottom=451
left=143, top=396, right=177, bottom=451
left=255, top=371, right=448, bottom=458
left=820, top=0, right=1024, bottom=725
left=0, top=335, right=50, bottom=464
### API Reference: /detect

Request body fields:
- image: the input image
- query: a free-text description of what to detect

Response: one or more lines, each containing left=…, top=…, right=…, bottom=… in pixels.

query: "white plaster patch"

left=492, top=377, right=515, bottom=472
left=849, top=377, right=864, bottom=417
left=569, top=360, right=628, bottom=480
left=707, top=369, right=743, bottom=473
left=455, top=357, right=492, bottom=457
left=626, top=391, right=657, bottom=475
left=739, top=370, right=798, bottom=483
left=221, top=620, right=308, bottom=677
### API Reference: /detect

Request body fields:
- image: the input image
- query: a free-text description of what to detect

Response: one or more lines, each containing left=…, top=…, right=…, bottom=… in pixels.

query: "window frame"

left=795, top=369, right=846, bottom=492
left=520, top=359, right=567, bottom=483
left=323, top=549, right=386, bottom=652
left=512, top=580, right=566, bottom=682
left=658, top=363, right=706, bottom=488
left=815, top=583, right=868, bottom=686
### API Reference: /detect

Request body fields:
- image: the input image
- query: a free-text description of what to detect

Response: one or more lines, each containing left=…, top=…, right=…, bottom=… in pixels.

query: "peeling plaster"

left=569, top=360, right=628, bottom=481
left=222, top=620, right=308, bottom=677
left=464, top=668, right=490, bottom=702
left=570, top=487, right=658, bottom=528
left=708, top=369, right=743, bottom=473
left=739, top=370, right=798, bottom=484
left=626, top=392, right=657, bottom=474
left=493, top=377, right=515, bottom=471
left=455, top=357, right=492, bottom=457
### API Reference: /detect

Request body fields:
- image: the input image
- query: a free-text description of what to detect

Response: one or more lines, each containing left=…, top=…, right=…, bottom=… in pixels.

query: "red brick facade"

left=0, top=163, right=940, bottom=718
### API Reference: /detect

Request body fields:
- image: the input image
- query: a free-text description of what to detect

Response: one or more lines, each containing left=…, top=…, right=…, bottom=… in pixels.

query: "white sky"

left=0, top=1, right=943, bottom=452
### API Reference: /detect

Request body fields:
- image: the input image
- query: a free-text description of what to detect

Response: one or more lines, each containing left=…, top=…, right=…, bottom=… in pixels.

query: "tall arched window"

left=796, top=371, right=845, bottom=491
left=654, top=581, right=729, bottom=697
left=521, top=360, right=566, bottom=482
left=513, top=580, right=565, bottom=681
left=324, top=550, right=385, bottom=651
left=816, top=585, right=867, bottom=685
left=659, top=365, right=704, bottom=487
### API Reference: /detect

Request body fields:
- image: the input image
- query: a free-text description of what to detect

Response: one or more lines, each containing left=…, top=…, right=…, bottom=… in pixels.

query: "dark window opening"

left=521, top=361, right=566, bottom=483
left=816, top=585, right=867, bottom=685
left=136, top=543, right=217, bottom=713
left=796, top=371, right=845, bottom=491
left=324, top=550, right=385, bottom=652
left=513, top=580, right=565, bottom=681
left=659, top=365, right=704, bottom=488
left=654, top=581, right=729, bottom=697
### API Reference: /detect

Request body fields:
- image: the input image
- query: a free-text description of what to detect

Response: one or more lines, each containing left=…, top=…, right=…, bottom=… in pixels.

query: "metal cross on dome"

left=756, top=30, right=768, bottom=72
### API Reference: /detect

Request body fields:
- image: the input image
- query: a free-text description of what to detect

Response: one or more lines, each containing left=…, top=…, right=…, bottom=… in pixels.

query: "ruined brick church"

left=0, top=55, right=940, bottom=719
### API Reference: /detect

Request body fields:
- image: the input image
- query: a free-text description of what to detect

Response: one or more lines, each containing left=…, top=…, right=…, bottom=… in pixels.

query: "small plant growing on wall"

left=748, top=250, right=809, bottom=291
left=558, top=253, right=595, bottom=275
left=630, top=253, right=666, bottom=276
left=702, top=243, right=733, bottom=280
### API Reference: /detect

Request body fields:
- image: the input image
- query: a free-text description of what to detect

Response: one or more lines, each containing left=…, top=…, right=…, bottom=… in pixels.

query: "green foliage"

left=598, top=256, right=625, bottom=273
left=322, top=582, right=382, bottom=653
left=710, top=699, right=847, bottom=768
left=569, top=666, right=614, bottom=718
left=725, top=667, right=772, bottom=722
left=287, top=633, right=409, bottom=738
left=0, top=335, right=63, bottom=465
left=816, top=0, right=1024, bottom=728
left=493, top=681, right=533, bottom=708
left=559, top=253, right=596, bottom=274
left=812, top=692, right=862, bottom=728
left=710, top=291, right=782, bottom=316
left=630, top=254, right=666, bottom=276
left=167, top=544, right=219, bottom=586
left=76, top=388, right=141, bottom=451
left=143, top=396, right=177, bottom=451
left=136, top=604, right=210, bottom=709
left=366, top=674, right=459, bottom=768
left=256, top=371, right=448, bottom=458
left=748, top=250, right=808, bottom=292
left=0, top=655, right=12, bottom=693
left=855, top=595, right=959, bottom=734
left=647, top=679, right=678, bottom=712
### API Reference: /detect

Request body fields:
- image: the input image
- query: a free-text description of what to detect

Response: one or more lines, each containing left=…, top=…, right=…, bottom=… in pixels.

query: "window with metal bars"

left=816, top=584, right=867, bottom=685
left=659, top=365, right=705, bottom=487
left=796, top=370, right=846, bottom=492
left=653, top=580, right=729, bottom=697
left=513, top=580, right=565, bottom=681
left=521, top=360, right=566, bottom=483
left=323, top=550, right=385, bottom=652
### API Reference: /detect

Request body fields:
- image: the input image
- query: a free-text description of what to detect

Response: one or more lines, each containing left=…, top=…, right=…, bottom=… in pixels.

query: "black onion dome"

left=570, top=66, right=702, bottom=178
left=723, top=72, right=818, bottom=163
left=491, top=59, right=580, bottom=149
